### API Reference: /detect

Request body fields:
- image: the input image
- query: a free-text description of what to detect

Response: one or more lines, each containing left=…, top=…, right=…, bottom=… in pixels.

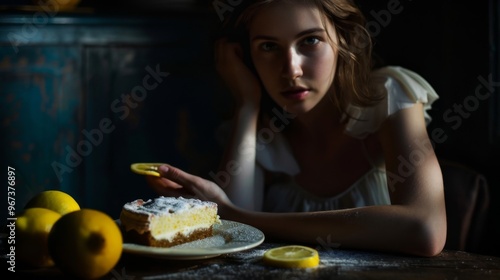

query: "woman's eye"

left=303, top=37, right=320, bottom=46
left=260, top=42, right=278, bottom=51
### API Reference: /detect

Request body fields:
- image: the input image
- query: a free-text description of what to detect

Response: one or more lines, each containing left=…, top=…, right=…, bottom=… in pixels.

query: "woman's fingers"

left=157, top=165, right=230, bottom=204
left=215, top=39, right=237, bottom=75
left=145, top=175, right=183, bottom=189
left=157, top=165, right=210, bottom=196
left=145, top=175, right=195, bottom=197
left=158, top=165, right=198, bottom=187
left=214, top=39, right=261, bottom=105
left=216, top=39, right=242, bottom=62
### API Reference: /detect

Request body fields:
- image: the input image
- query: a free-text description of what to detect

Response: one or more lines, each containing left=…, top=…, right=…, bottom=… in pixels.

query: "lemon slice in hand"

left=263, top=245, right=320, bottom=268
left=130, top=163, right=166, bottom=177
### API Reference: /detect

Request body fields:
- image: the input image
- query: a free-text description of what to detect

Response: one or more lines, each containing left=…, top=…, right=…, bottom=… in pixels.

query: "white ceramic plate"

left=120, top=220, right=265, bottom=260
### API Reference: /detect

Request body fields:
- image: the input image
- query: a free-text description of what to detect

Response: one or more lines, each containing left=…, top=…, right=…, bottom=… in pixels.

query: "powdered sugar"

left=172, top=235, right=227, bottom=249
left=123, top=196, right=216, bottom=216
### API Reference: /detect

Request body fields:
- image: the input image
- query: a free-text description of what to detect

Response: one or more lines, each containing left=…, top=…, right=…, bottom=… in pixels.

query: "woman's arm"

left=156, top=103, right=446, bottom=257
left=217, top=104, right=264, bottom=210
left=231, top=103, right=446, bottom=256
left=214, top=39, right=264, bottom=210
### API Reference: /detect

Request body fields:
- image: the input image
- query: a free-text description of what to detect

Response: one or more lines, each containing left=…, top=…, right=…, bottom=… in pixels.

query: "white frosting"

left=123, top=196, right=216, bottom=216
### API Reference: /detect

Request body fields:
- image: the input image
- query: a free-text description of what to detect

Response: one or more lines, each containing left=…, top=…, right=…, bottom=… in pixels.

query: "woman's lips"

left=281, top=88, right=310, bottom=100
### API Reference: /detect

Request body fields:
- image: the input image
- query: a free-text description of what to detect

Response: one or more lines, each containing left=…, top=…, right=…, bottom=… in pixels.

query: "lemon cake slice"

left=119, top=196, right=220, bottom=247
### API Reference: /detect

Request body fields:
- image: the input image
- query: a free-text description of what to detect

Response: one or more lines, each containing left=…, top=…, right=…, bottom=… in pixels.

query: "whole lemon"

left=25, top=190, right=80, bottom=215
left=16, top=208, right=62, bottom=267
left=48, top=209, right=123, bottom=279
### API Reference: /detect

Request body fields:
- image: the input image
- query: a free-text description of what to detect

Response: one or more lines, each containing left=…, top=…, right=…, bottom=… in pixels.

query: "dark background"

left=356, top=0, right=498, bottom=257
left=1, top=0, right=498, bottom=256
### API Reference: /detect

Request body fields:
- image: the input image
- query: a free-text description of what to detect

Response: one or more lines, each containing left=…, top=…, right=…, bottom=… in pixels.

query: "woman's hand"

left=149, top=164, right=234, bottom=215
left=215, top=38, right=262, bottom=107
left=145, top=175, right=195, bottom=198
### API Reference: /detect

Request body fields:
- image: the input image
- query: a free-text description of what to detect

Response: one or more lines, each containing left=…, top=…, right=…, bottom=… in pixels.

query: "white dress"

left=257, top=66, right=439, bottom=212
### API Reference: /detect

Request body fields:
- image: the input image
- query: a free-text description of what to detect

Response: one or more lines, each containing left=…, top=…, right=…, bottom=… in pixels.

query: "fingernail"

left=158, top=165, right=169, bottom=174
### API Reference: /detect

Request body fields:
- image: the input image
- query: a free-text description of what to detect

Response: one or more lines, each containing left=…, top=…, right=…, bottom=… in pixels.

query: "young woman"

left=147, top=0, right=446, bottom=257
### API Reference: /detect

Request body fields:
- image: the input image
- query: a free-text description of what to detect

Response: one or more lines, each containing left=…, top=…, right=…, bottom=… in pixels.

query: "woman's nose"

left=281, top=48, right=303, bottom=80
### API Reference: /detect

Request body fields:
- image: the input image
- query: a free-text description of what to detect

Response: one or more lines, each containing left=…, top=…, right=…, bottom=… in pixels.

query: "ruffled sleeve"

left=344, top=66, right=439, bottom=139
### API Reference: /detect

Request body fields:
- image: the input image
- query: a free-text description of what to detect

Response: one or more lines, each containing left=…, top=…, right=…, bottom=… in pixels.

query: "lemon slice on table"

left=263, top=245, right=320, bottom=268
left=130, top=163, right=166, bottom=177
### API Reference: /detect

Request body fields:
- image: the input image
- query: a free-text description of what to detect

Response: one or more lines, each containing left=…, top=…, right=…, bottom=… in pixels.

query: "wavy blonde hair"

left=219, top=0, right=382, bottom=117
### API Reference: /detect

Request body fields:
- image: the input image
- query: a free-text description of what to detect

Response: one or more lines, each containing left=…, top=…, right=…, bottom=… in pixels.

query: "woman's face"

left=249, top=2, right=339, bottom=115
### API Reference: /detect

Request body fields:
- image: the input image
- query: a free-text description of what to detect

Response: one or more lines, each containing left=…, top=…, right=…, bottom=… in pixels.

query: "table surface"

left=8, top=240, right=500, bottom=280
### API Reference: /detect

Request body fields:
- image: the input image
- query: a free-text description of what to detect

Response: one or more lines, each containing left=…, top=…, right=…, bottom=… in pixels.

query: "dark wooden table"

left=7, top=241, right=500, bottom=279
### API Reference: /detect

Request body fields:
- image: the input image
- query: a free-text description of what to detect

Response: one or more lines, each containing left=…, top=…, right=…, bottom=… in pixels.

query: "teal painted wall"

left=0, top=12, right=226, bottom=220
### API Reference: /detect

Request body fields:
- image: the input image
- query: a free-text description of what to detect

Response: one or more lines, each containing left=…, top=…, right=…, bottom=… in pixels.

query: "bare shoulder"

left=364, top=103, right=431, bottom=168
left=376, top=103, right=432, bottom=153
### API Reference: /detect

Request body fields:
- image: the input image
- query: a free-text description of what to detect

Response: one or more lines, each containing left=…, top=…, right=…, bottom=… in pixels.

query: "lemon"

left=263, top=245, right=320, bottom=268
left=16, top=208, right=62, bottom=267
left=48, top=209, right=123, bottom=279
left=25, top=190, right=80, bottom=215
left=130, top=163, right=165, bottom=177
